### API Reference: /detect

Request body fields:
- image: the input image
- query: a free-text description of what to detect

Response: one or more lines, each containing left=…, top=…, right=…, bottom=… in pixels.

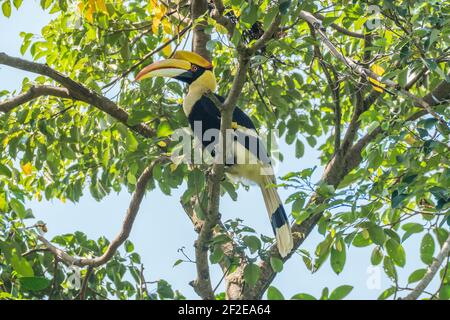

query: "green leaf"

left=314, top=236, right=332, bottom=270
left=352, top=232, right=372, bottom=247
left=371, top=246, right=383, bottom=266
left=240, top=3, right=258, bottom=25
left=407, top=268, right=426, bottom=284
left=398, top=68, right=408, bottom=87
left=385, top=238, right=406, bottom=267
left=0, top=163, right=11, bottom=178
left=11, top=254, right=34, bottom=277
left=263, top=6, right=278, bottom=30
left=383, top=256, right=397, bottom=281
left=391, top=190, right=408, bottom=208
left=270, top=256, right=283, bottom=273
left=330, top=239, right=346, bottom=274
left=173, top=259, right=183, bottom=267
left=291, top=293, right=316, bottom=300
left=9, top=198, right=27, bottom=219
left=124, top=240, right=134, bottom=253
left=157, top=280, right=174, bottom=299
left=127, top=110, right=152, bottom=126
left=306, top=135, right=317, bottom=147
left=378, top=286, right=396, bottom=300
left=157, top=121, right=173, bottom=138
left=401, top=222, right=424, bottom=241
left=367, top=225, right=386, bottom=246
left=329, top=285, right=353, bottom=300
left=243, top=263, right=260, bottom=286
left=127, top=172, right=136, bottom=185
left=13, top=0, right=22, bottom=9
left=209, top=246, right=224, bottom=264
left=295, top=139, right=304, bottom=158
left=439, top=284, right=450, bottom=300
left=322, top=16, right=339, bottom=27
left=267, top=286, right=284, bottom=300
left=125, top=131, right=138, bottom=152
left=243, top=235, right=261, bottom=254
left=278, top=0, right=291, bottom=14
left=2, top=0, right=11, bottom=17
left=420, top=233, right=435, bottom=265
left=19, top=277, right=51, bottom=291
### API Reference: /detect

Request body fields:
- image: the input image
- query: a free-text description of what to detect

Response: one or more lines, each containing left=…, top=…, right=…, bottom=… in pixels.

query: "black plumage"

left=187, top=94, right=271, bottom=165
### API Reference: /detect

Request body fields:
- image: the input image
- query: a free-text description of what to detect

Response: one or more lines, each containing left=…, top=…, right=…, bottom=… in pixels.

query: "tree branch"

left=403, top=234, right=450, bottom=300
left=79, top=266, right=93, bottom=300
left=248, top=14, right=282, bottom=54
left=0, top=52, right=155, bottom=138
left=313, top=13, right=365, bottom=39
left=36, top=160, right=162, bottom=268
left=191, top=0, right=211, bottom=61
left=0, top=85, right=74, bottom=113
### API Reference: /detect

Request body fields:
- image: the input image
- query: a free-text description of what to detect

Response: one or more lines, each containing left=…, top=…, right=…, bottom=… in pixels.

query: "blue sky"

left=0, top=0, right=437, bottom=299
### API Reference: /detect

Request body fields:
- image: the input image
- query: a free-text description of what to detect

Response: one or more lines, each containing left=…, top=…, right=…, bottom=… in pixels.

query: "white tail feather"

left=260, top=175, right=293, bottom=258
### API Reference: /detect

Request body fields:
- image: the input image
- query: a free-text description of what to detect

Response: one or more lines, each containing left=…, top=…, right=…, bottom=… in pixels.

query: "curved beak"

left=135, top=58, right=191, bottom=81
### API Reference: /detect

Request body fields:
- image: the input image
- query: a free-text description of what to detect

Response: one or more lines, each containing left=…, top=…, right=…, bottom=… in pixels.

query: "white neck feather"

left=183, top=86, right=204, bottom=116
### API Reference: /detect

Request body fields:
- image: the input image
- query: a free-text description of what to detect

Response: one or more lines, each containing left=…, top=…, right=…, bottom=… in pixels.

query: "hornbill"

left=136, top=51, right=293, bottom=257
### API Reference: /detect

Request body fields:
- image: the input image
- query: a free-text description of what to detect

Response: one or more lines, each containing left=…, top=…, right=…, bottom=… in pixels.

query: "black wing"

left=187, top=94, right=271, bottom=165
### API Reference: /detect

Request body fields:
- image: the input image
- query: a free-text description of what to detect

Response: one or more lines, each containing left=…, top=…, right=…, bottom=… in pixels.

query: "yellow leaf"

left=0, top=193, right=7, bottom=212
left=335, top=240, right=342, bottom=252
left=152, top=16, right=161, bottom=33
left=78, top=0, right=94, bottom=23
left=162, top=19, right=172, bottom=34
left=161, top=40, right=172, bottom=57
left=78, top=0, right=108, bottom=22
left=148, top=0, right=166, bottom=18
left=157, top=141, right=167, bottom=147
left=95, top=0, right=108, bottom=14
left=368, top=64, right=386, bottom=92
left=215, top=23, right=228, bottom=34
left=34, top=191, right=42, bottom=202
left=21, top=162, right=32, bottom=176
left=86, top=0, right=95, bottom=22
left=405, top=134, right=416, bottom=145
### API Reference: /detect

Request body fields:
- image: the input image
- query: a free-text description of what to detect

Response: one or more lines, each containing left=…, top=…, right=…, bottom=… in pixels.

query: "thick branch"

left=403, top=234, right=450, bottom=300
left=36, top=160, right=161, bottom=268
left=0, top=85, right=73, bottom=113
left=248, top=14, right=281, bottom=54
left=0, top=52, right=155, bottom=138
left=191, top=0, right=211, bottom=61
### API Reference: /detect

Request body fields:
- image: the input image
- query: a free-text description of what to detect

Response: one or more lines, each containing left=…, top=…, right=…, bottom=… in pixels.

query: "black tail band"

left=270, top=205, right=289, bottom=234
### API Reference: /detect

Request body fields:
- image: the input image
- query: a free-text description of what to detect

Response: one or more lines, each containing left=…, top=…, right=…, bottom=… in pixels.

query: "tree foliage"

left=0, top=0, right=449, bottom=300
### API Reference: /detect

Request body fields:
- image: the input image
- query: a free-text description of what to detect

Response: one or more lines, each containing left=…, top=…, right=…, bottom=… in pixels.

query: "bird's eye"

left=191, top=65, right=198, bottom=72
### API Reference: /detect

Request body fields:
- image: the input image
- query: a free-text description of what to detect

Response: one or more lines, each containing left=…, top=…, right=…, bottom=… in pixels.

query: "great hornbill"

left=136, top=51, right=293, bottom=257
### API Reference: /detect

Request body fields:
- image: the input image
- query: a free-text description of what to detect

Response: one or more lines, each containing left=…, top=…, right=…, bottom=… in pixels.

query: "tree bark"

left=191, top=0, right=211, bottom=61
